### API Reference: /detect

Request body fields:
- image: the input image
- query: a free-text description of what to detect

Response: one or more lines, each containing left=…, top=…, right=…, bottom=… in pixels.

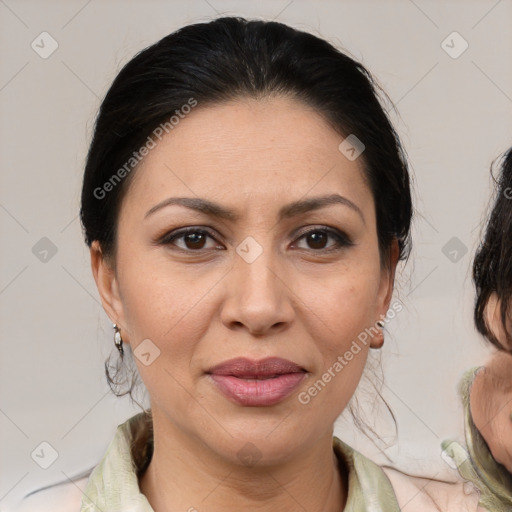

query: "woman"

left=14, top=16, right=489, bottom=511
left=449, top=147, right=512, bottom=509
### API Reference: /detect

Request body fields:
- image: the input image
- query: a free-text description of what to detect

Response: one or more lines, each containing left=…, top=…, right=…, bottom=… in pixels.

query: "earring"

left=372, top=319, right=385, bottom=349
left=113, top=323, right=124, bottom=357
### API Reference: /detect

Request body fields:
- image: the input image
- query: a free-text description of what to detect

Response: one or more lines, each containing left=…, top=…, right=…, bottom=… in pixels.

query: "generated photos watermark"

left=298, top=300, right=403, bottom=405
left=93, top=98, right=198, bottom=200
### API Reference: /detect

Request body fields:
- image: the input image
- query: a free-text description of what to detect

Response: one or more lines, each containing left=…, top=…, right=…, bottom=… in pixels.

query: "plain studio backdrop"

left=1, top=0, right=511, bottom=509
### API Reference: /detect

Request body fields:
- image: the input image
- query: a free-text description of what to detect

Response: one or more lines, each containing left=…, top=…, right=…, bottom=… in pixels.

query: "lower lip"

left=209, top=372, right=307, bottom=406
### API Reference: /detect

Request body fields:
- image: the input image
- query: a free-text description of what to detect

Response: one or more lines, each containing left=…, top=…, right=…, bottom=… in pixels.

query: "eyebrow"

left=144, top=194, right=365, bottom=224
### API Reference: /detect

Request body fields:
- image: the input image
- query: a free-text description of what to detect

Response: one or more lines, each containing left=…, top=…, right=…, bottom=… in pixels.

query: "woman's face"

left=92, top=95, right=397, bottom=465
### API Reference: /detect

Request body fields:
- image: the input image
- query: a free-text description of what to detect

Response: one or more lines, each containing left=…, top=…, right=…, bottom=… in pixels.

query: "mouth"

left=206, top=357, right=308, bottom=406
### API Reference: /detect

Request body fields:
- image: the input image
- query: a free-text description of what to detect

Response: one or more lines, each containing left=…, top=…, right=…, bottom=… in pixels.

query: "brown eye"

left=159, top=228, right=223, bottom=251
left=305, top=231, right=328, bottom=250
left=294, top=227, right=353, bottom=252
left=182, top=232, right=207, bottom=250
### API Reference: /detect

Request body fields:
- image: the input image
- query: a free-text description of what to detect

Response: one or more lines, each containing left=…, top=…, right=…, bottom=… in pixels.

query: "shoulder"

left=11, top=476, right=89, bottom=512
left=381, top=465, right=488, bottom=512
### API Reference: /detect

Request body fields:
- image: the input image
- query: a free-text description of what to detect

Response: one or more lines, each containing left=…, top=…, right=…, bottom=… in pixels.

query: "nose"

left=220, top=247, right=294, bottom=337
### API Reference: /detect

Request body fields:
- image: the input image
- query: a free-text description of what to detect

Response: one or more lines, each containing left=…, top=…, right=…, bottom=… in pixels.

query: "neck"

left=139, top=411, right=348, bottom=512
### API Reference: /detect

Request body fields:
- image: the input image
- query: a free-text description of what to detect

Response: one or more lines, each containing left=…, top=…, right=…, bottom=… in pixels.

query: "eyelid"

left=155, top=226, right=222, bottom=246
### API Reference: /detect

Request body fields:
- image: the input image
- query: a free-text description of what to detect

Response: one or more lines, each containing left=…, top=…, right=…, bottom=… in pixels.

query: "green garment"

left=79, top=411, right=401, bottom=511
left=441, top=366, right=512, bottom=512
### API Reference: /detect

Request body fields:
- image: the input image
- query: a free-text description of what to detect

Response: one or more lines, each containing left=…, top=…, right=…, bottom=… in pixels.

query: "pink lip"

left=207, top=357, right=307, bottom=407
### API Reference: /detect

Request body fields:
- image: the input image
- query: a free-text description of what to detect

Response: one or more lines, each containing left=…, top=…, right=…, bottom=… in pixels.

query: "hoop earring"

left=113, top=323, right=124, bottom=357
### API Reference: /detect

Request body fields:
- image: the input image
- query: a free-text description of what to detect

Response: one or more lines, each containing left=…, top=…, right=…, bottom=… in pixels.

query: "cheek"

left=321, top=285, right=375, bottom=374
left=291, top=267, right=382, bottom=409
left=117, top=246, right=213, bottom=338
left=301, top=266, right=382, bottom=349
left=116, top=256, right=217, bottom=388
left=121, top=276, right=211, bottom=413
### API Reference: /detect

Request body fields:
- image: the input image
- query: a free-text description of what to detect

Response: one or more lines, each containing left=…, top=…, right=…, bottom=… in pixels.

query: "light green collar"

left=441, top=366, right=512, bottom=512
left=80, top=412, right=400, bottom=511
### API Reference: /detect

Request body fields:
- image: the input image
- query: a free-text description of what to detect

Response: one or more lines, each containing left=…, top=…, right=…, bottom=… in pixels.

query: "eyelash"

left=157, top=226, right=353, bottom=254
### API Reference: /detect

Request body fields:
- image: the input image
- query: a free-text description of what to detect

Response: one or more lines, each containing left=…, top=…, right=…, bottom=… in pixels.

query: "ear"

left=90, top=241, right=130, bottom=343
left=371, top=240, right=399, bottom=349
left=484, top=292, right=508, bottom=350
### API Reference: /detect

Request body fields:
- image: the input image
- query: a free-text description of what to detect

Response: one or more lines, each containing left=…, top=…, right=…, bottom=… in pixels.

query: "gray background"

left=1, top=0, right=511, bottom=509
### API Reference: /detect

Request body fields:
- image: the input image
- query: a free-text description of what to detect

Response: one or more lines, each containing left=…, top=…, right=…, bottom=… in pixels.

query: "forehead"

left=122, top=95, right=374, bottom=219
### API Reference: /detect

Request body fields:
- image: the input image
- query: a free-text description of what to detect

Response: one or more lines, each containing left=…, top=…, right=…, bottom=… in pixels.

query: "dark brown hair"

left=473, top=147, right=512, bottom=352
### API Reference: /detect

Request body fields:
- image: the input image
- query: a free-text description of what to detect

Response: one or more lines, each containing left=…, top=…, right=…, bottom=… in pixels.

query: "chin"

left=202, top=418, right=314, bottom=467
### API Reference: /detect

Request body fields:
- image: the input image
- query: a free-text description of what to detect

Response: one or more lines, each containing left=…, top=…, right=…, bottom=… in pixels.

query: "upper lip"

left=207, top=357, right=306, bottom=378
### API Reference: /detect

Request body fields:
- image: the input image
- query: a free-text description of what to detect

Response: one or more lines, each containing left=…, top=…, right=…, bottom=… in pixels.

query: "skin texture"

left=90, top=95, right=398, bottom=512
left=470, top=294, right=512, bottom=473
